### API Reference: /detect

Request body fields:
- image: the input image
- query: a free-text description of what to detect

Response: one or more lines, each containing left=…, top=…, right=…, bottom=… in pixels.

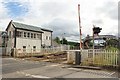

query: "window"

left=40, top=34, right=42, bottom=40
left=46, top=36, right=48, bottom=40
left=33, top=46, right=36, bottom=52
left=24, top=32, right=26, bottom=37
left=23, top=46, right=26, bottom=52
left=34, top=34, right=36, bottom=38
left=31, top=33, right=33, bottom=38
left=37, top=34, right=42, bottom=40
left=37, top=34, right=40, bottom=39
left=27, top=33, right=30, bottom=38
left=19, top=32, right=22, bottom=37
left=49, top=36, right=51, bottom=40
left=16, top=31, right=22, bottom=37
left=37, top=34, right=39, bottom=39
left=13, top=31, right=15, bottom=38
left=9, top=31, right=11, bottom=38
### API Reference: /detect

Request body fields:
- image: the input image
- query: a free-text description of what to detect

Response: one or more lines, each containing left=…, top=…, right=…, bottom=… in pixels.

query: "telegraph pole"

left=62, top=33, right=65, bottom=45
left=78, top=4, right=82, bottom=51
left=93, top=25, right=95, bottom=63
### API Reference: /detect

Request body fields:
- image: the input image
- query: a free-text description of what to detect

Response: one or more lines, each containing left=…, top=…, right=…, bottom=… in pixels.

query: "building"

left=6, top=20, right=52, bottom=55
left=0, top=31, right=3, bottom=47
left=83, top=35, right=118, bottom=49
left=0, top=31, right=8, bottom=47
left=0, top=31, right=8, bottom=56
left=89, top=35, right=117, bottom=40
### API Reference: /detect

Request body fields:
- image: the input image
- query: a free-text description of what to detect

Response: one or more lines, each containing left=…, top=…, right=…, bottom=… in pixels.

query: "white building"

left=6, top=20, right=52, bottom=55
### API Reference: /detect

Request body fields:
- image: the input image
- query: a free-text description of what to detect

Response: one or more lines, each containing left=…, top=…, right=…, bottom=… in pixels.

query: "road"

left=2, top=58, right=118, bottom=79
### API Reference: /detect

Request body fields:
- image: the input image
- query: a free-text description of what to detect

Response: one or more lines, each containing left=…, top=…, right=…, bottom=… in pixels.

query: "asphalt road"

left=2, top=58, right=118, bottom=79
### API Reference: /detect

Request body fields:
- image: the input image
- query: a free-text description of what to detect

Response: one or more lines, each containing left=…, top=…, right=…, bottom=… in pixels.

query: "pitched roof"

left=11, top=21, right=53, bottom=32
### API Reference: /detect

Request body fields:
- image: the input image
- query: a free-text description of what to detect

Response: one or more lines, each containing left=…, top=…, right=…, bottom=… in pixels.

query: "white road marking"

left=17, top=71, right=50, bottom=78
left=45, top=64, right=62, bottom=67
left=68, top=68, right=83, bottom=71
left=110, top=72, right=116, bottom=76
left=83, top=70, right=116, bottom=77
left=49, top=64, right=62, bottom=67
left=2, top=63, right=11, bottom=66
left=30, top=75, right=50, bottom=78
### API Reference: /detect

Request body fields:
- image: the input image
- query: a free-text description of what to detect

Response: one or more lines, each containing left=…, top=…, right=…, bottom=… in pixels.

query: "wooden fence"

left=81, top=49, right=118, bottom=67
left=13, top=46, right=69, bottom=57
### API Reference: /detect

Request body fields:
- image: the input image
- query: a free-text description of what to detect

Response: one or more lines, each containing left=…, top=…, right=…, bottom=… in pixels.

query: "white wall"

left=16, top=29, right=42, bottom=53
left=42, top=31, right=52, bottom=47
left=6, top=21, right=52, bottom=54
left=16, top=38, right=41, bottom=53
left=7, top=22, right=15, bottom=55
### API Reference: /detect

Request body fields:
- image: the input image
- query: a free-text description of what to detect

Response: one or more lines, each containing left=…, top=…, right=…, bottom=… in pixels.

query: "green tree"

left=54, top=37, right=61, bottom=44
left=118, top=38, right=120, bottom=50
left=60, top=38, right=68, bottom=44
left=106, top=39, right=119, bottom=48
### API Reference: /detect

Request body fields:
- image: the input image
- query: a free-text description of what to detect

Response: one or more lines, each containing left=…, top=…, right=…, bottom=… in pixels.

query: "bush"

left=105, top=46, right=119, bottom=51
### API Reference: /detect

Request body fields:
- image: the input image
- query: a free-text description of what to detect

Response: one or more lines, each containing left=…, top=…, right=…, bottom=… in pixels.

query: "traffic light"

left=93, top=27, right=102, bottom=34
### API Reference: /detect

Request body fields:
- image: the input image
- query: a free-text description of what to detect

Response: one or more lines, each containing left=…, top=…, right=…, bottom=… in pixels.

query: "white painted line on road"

left=110, top=72, right=116, bottom=76
left=30, top=75, right=50, bottom=78
left=2, top=63, right=11, bottom=66
left=67, top=68, right=83, bottom=71
left=17, top=71, right=50, bottom=78
left=45, top=64, right=62, bottom=67
left=82, top=70, right=116, bottom=77
left=50, top=64, right=62, bottom=67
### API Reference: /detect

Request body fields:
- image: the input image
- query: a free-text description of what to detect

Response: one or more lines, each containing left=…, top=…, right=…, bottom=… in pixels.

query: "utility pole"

left=78, top=4, right=82, bottom=51
left=62, top=33, right=65, bottom=45
left=92, top=25, right=102, bottom=63
left=93, top=25, right=95, bottom=64
left=61, top=33, right=65, bottom=51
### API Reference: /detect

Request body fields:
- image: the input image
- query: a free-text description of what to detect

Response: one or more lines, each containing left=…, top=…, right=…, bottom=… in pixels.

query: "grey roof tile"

left=12, top=22, right=52, bottom=32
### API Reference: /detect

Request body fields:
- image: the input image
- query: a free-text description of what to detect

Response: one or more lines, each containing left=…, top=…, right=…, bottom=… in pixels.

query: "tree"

left=83, top=35, right=93, bottom=49
left=60, top=38, right=68, bottom=45
left=54, top=37, right=61, bottom=44
left=106, top=39, right=119, bottom=48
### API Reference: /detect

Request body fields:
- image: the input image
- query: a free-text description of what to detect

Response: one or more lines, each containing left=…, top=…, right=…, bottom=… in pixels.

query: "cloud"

left=0, top=1, right=11, bottom=30
left=0, top=0, right=29, bottom=30
left=3, top=2, right=29, bottom=18
left=0, top=0, right=119, bottom=42
left=43, top=18, right=79, bottom=37
left=43, top=17, right=87, bottom=42
left=92, top=19, right=103, bottom=25
left=39, top=2, right=69, bottom=17
left=97, top=1, right=118, bottom=20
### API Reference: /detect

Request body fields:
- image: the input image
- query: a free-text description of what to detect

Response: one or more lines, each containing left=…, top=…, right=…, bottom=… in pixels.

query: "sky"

left=0, top=0, right=119, bottom=42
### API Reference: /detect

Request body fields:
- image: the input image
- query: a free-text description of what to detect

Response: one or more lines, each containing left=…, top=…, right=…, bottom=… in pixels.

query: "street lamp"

left=62, top=33, right=65, bottom=45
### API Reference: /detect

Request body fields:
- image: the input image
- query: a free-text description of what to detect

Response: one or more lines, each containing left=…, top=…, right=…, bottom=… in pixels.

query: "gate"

left=81, top=49, right=118, bottom=67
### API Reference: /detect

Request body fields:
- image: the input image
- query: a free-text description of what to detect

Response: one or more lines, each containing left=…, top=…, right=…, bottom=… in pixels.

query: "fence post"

left=15, top=49, right=18, bottom=57
left=93, top=49, right=95, bottom=64
left=118, top=50, right=120, bottom=77
left=116, top=51, right=118, bottom=66
left=67, top=51, right=74, bottom=64
left=68, top=45, right=70, bottom=50
left=61, top=45, right=63, bottom=51
left=13, top=48, right=16, bottom=57
left=75, top=51, right=81, bottom=65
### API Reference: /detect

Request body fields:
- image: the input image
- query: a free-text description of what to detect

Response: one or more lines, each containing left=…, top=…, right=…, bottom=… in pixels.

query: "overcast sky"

left=0, top=0, right=119, bottom=42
